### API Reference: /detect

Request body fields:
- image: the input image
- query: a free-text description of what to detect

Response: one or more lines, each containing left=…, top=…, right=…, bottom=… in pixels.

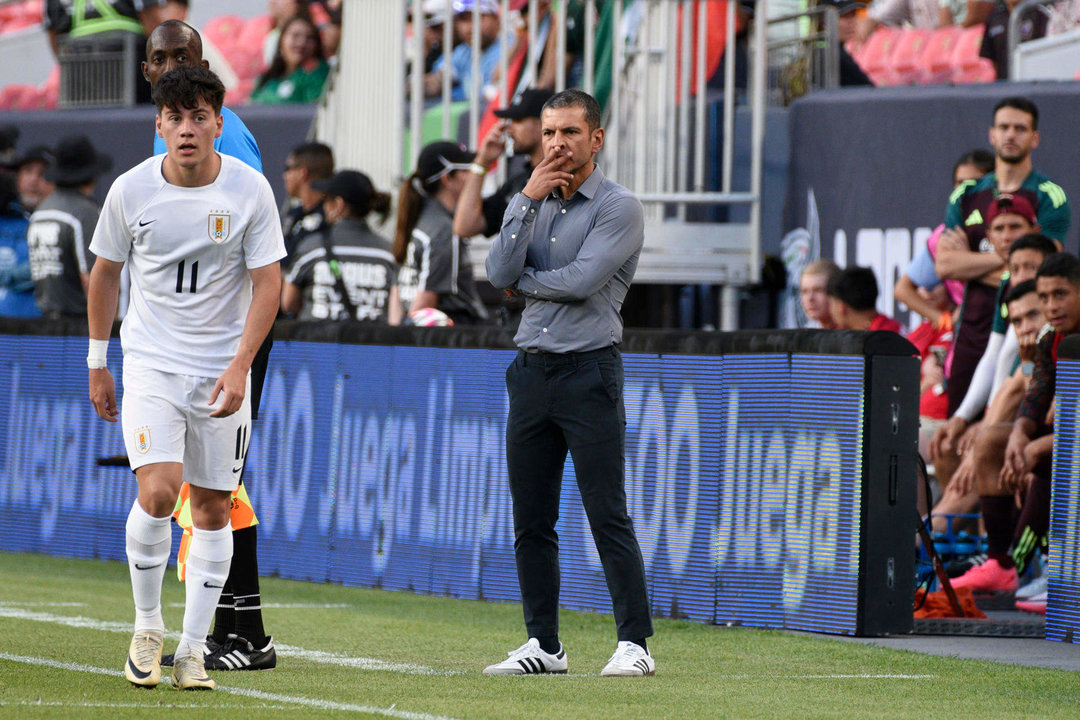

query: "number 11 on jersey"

left=176, top=259, right=199, bottom=294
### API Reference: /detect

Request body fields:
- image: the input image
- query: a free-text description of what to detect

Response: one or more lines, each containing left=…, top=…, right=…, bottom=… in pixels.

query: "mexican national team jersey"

left=90, top=154, right=286, bottom=377
left=942, top=170, right=1070, bottom=414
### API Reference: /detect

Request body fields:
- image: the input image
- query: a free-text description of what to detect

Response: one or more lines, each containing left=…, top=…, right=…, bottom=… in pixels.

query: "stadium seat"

left=203, top=15, right=246, bottom=54
left=916, top=26, right=963, bottom=84
left=880, top=28, right=931, bottom=86
left=854, top=26, right=900, bottom=85
left=951, top=25, right=996, bottom=84
left=238, top=13, right=273, bottom=48
left=0, top=84, right=36, bottom=110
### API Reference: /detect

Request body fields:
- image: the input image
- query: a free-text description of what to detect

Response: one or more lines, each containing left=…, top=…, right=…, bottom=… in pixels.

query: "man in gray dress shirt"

left=483, top=89, right=654, bottom=678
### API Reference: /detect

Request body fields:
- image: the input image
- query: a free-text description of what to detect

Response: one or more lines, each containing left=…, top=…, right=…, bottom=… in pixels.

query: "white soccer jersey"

left=90, top=154, right=286, bottom=377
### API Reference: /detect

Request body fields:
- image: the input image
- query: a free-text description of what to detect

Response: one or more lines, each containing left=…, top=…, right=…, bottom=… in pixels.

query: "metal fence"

left=765, top=6, right=839, bottom=106
left=56, top=30, right=139, bottom=108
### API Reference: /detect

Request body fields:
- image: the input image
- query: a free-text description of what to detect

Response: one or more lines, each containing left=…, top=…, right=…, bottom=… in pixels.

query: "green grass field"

left=0, top=551, right=1076, bottom=720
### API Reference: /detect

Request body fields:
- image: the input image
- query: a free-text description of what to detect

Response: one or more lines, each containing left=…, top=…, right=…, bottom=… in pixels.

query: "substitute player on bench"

left=87, top=65, right=285, bottom=691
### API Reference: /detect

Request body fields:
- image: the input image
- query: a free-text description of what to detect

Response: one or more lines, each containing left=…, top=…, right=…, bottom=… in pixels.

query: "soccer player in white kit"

left=86, top=65, right=285, bottom=691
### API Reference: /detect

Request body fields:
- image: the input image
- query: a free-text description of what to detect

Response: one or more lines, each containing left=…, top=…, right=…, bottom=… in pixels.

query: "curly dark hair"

left=153, top=64, right=225, bottom=115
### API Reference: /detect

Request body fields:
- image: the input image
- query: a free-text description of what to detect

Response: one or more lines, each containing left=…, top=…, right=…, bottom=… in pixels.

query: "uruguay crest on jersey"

left=134, top=425, right=152, bottom=454
left=208, top=211, right=231, bottom=243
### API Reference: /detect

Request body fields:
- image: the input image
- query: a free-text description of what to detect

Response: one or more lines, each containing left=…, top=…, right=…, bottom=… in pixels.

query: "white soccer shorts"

left=121, top=364, right=252, bottom=492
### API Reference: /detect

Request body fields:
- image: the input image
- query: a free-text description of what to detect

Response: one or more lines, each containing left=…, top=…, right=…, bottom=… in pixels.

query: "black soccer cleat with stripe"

left=206, top=634, right=277, bottom=671
left=483, top=638, right=568, bottom=675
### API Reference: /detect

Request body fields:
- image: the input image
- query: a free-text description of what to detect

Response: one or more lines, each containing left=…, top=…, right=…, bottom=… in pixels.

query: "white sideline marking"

left=0, top=606, right=455, bottom=675
left=0, top=653, right=466, bottom=720
left=0, top=601, right=87, bottom=608
left=166, top=602, right=352, bottom=609
left=1, top=700, right=289, bottom=709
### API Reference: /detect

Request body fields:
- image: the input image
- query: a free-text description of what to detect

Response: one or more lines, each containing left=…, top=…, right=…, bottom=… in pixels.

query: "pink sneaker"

left=1015, top=591, right=1047, bottom=615
left=949, top=557, right=1018, bottom=593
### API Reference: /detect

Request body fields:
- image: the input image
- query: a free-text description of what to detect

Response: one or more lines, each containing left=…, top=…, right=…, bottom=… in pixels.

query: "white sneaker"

left=600, top=641, right=655, bottom=677
left=482, top=638, right=568, bottom=675
left=1016, top=573, right=1048, bottom=600
left=124, top=629, right=164, bottom=688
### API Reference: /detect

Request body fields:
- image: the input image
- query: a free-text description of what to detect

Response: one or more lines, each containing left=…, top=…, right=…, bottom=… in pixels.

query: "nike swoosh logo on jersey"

left=232, top=465, right=243, bottom=474
left=203, top=581, right=224, bottom=589
left=138, top=219, right=156, bottom=227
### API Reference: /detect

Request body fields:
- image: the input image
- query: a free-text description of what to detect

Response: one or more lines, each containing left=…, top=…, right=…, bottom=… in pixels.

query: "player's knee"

left=189, top=488, right=233, bottom=530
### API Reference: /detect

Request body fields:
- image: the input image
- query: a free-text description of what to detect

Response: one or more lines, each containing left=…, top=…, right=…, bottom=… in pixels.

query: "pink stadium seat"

left=0, top=84, right=36, bottom=110
left=238, top=14, right=273, bottom=48
left=880, top=28, right=931, bottom=85
left=951, top=24, right=996, bottom=84
left=854, top=26, right=900, bottom=85
left=203, top=14, right=246, bottom=53
left=916, top=26, right=963, bottom=84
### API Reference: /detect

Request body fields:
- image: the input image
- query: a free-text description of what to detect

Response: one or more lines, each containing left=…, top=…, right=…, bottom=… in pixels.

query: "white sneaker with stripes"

left=482, top=638, right=568, bottom=675
left=600, top=641, right=655, bottom=677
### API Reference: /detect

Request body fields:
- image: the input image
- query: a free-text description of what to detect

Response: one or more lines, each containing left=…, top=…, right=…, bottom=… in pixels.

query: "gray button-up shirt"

left=486, top=164, right=644, bottom=353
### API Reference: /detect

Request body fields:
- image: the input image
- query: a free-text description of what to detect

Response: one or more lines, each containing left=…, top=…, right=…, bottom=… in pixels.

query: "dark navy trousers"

left=504, top=346, right=653, bottom=642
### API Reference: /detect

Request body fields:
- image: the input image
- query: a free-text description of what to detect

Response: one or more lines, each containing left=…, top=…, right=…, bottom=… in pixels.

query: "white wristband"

left=87, top=338, right=109, bottom=369
left=469, top=162, right=488, bottom=176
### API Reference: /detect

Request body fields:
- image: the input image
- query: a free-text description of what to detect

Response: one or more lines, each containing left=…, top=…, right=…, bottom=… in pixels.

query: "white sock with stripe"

left=125, top=500, right=171, bottom=633
left=176, top=525, right=232, bottom=660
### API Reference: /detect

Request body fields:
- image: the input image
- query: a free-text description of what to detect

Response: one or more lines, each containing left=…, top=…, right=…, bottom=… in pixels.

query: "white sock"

left=176, top=525, right=232, bottom=659
left=125, top=500, right=171, bottom=633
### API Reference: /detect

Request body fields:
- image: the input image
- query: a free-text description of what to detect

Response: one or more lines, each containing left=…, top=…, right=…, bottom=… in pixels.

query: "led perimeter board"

left=0, top=322, right=918, bottom=636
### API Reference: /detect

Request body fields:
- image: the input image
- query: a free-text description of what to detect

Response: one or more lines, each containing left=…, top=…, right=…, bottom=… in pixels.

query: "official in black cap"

left=393, top=140, right=489, bottom=325
left=454, top=88, right=555, bottom=240
left=282, top=170, right=397, bottom=324
left=27, top=134, right=113, bottom=319
left=13, top=144, right=54, bottom=213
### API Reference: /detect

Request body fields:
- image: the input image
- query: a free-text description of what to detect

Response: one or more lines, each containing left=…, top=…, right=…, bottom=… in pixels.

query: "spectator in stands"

left=262, top=0, right=306, bottom=65
left=44, top=0, right=179, bottom=106
left=282, top=142, right=334, bottom=267
left=410, top=0, right=451, bottom=75
left=980, top=0, right=1049, bottom=79
left=425, top=0, right=513, bottom=101
left=799, top=259, right=841, bottom=328
left=826, top=266, right=903, bottom=332
left=936, top=97, right=1068, bottom=422
left=895, top=149, right=994, bottom=324
left=283, top=170, right=396, bottom=323
left=511, top=0, right=587, bottom=92
left=0, top=158, right=38, bottom=319
left=145, top=20, right=263, bottom=172
left=952, top=252, right=1080, bottom=595
left=13, top=145, right=54, bottom=214
left=393, top=140, right=489, bottom=325
left=251, top=15, right=329, bottom=104
left=139, top=0, right=188, bottom=28
left=939, top=0, right=996, bottom=27
left=309, top=0, right=343, bottom=58
left=454, top=88, right=552, bottom=239
left=813, top=0, right=874, bottom=86
left=855, top=0, right=941, bottom=44
left=26, top=135, right=112, bottom=319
